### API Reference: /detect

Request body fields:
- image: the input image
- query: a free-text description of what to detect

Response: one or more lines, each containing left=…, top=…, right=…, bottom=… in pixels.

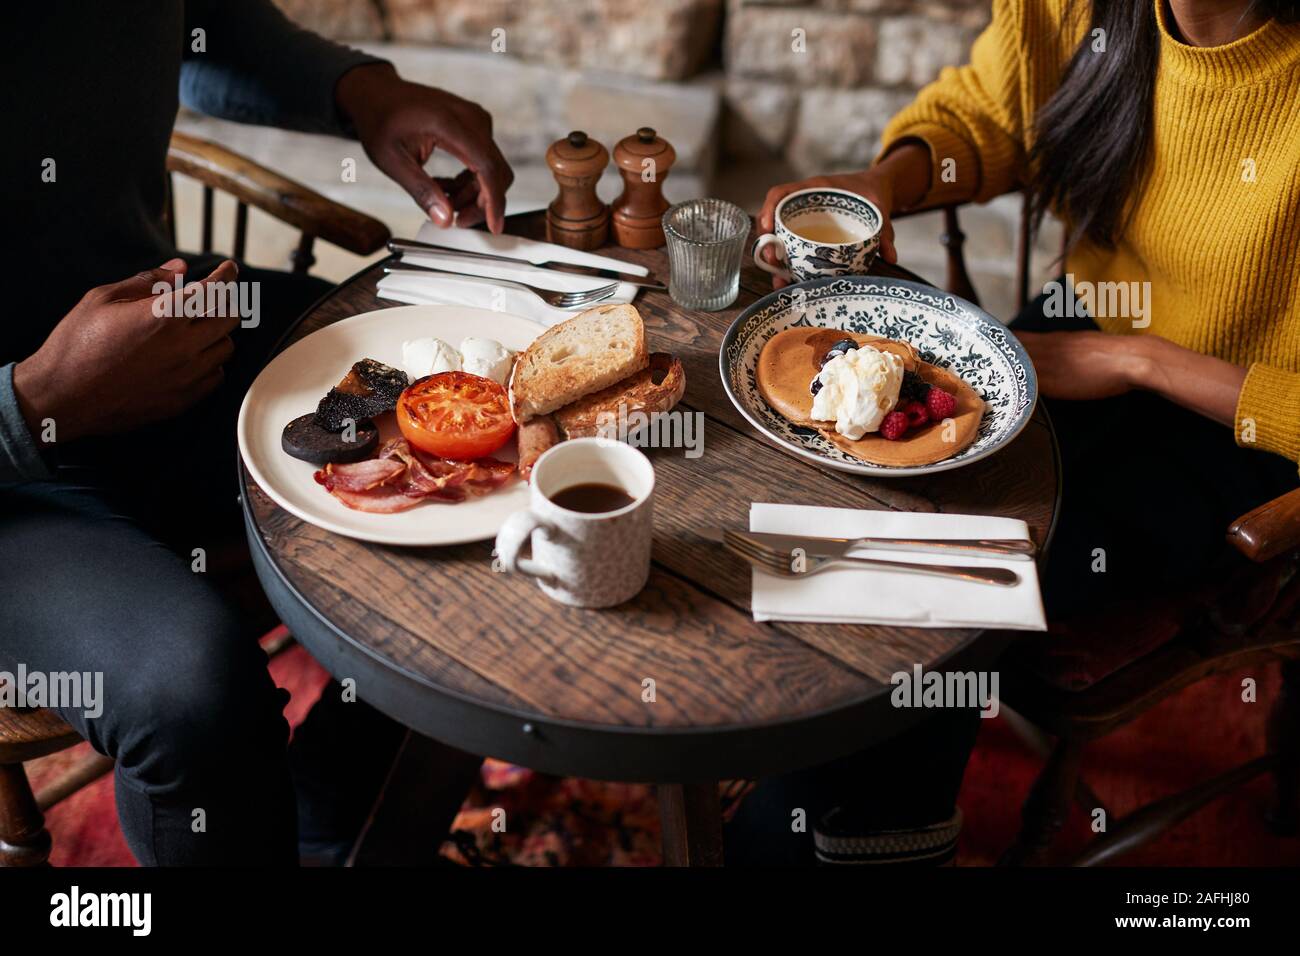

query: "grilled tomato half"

left=396, top=371, right=516, bottom=460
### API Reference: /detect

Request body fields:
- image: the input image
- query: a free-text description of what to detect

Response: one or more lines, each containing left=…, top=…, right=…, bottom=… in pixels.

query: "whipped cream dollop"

left=810, top=346, right=904, bottom=439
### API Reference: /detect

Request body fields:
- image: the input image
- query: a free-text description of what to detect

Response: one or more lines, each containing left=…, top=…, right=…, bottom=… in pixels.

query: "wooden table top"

left=241, top=212, right=1060, bottom=784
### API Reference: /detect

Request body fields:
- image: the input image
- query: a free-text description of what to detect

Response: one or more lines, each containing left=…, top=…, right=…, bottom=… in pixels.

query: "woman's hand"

left=759, top=170, right=899, bottom=285
left=756, top=141, right=932, bottom=288
left=1017, top=330, right=1248, bottom=427
left=1016, top=330, right=1151, bottom=401
left=337, top=63, right=514, bottom=234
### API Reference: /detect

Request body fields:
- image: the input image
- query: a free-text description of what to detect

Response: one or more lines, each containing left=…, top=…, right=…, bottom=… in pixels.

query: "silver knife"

left=727, top=529, right=1036, bottom=561
left=388, top=238, right=667, bottom=291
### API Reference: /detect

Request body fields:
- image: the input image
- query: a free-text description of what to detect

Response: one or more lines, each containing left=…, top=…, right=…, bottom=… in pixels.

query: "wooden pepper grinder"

left=611, top=127, right=677, bottom=249
left=545, top=130, right=610, bottom=251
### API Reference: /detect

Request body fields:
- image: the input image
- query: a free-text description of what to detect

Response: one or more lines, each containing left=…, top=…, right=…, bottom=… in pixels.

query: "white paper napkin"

left=376, top=222, right=646, bottom=327
left=749, top=503, right=1047, bottom=630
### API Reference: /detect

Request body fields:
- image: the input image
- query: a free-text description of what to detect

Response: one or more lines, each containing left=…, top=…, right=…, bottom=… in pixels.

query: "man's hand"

left=336, top=63, right=514, bottom=233
left=12, top=259, right=241, bottom=443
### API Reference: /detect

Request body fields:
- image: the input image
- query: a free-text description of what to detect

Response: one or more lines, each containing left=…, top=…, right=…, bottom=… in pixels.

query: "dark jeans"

left=725, top=283, right=1299, bottom=865
left=0, top=260, right=405, bottom=865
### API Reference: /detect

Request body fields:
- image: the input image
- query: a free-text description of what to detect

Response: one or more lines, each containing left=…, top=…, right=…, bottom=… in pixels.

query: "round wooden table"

left=241, top=212, right=1060, bottom=865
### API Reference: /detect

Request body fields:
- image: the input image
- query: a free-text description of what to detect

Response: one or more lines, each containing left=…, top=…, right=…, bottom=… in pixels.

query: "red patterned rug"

left=26, top=632, right=1299, bottom=867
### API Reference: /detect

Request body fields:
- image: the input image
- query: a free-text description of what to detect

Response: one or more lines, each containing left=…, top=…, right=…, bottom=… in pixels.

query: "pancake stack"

left=755, top=329, right=983, bottom=468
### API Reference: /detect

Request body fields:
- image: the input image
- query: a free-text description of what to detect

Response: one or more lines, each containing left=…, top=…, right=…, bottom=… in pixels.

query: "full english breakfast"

left=756, top=328, right=982, bottom=468
left=277, top=302, right=685, bottom=513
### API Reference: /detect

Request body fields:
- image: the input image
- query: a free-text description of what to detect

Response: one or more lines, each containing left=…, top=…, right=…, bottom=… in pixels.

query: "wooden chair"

left=0, top=130, right=388, bottom=867
left=0, top=702, right=85, bottom=866
left=894, top=196, right=1300, bottom=865
left=163, top=129, right=390, bottom=273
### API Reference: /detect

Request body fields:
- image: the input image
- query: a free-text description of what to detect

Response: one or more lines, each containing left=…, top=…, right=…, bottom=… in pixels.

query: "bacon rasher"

left=314, top=439, right=514, bottom=513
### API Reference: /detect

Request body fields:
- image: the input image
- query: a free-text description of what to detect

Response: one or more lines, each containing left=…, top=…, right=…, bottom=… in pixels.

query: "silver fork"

left=723, top=530, right=1020, bottom=587
left=383, top=260, right=618, bottom=309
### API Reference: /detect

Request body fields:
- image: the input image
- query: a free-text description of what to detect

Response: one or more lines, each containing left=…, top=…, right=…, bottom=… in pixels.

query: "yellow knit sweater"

left=880, top=0, right=1300, bottom=467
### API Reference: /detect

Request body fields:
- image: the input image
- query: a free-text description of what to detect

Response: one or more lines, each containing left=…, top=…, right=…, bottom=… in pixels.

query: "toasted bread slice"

left=509, top=303, right=647, bottom=422
left=554, top=353, right=686, bottom=438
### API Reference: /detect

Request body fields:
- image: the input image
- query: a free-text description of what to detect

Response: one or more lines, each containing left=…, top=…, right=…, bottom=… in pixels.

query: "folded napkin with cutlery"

left=749, top=503, right=1047, bottom=630
left=376, top=222, right=645, bottom=326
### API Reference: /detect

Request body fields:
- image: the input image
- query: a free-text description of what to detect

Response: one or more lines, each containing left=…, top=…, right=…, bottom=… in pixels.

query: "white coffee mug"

left=494, top=437, right=655, bottom=608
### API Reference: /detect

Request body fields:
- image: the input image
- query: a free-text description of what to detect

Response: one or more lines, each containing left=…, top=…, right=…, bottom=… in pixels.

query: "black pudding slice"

left=281, top=413, right=379, bottom=464
left=313, top=358, right=409, bottom=432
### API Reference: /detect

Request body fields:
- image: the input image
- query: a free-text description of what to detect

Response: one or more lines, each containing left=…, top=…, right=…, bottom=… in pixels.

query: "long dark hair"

left=1028, top=0, right=1299, bottom=253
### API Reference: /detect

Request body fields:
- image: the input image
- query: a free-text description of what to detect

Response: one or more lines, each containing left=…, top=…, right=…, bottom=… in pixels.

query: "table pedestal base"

left=347, top=731, right=483, bottom=867
left=657, top=782, right=724, bottom=867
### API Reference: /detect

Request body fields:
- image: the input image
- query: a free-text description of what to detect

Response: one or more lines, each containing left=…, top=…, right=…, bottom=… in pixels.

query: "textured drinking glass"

left=662, top=199, right=749, bottom=311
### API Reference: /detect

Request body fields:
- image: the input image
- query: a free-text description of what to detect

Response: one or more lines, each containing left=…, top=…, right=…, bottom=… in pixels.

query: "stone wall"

left=240, top=0, right=1056, bottom=316
left=721, top=0, right=990, bottom=172
left=274, top=0, right=994, bottom=176
left=274, top=0, right=724, bottom=82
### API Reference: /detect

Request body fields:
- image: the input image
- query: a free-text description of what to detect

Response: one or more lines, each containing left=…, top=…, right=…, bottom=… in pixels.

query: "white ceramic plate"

left=720, top=276, right=1038, bottom=477
left=238, top=304, right=545, bottom=546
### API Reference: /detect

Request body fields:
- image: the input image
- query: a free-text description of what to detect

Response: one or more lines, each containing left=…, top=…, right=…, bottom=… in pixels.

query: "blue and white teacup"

left=753, top=187, right=882, bottom=283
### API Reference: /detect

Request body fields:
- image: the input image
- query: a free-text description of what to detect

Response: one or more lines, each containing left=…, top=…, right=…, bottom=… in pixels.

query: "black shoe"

left=814, top=807, right=963, bottom=866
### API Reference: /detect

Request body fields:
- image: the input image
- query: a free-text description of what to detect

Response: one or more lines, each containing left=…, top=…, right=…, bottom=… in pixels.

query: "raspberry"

left=879, top=410, right=910, bottom=441
left=925, top=387, right=957, bottom=422
left=899, top=399, right=929, bottom=428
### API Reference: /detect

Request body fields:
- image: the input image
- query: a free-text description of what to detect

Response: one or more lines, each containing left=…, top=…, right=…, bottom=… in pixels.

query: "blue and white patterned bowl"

left=719, top=275, right=1038, bottom=477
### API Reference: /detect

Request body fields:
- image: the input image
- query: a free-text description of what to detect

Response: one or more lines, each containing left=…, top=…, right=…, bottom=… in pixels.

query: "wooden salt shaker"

left=545, top=130, right=610, bottom=251
left=611, top=127, right=677, bottom=249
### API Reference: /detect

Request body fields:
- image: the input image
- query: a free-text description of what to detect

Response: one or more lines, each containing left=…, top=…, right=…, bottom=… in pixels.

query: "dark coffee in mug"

left=495, top=437, right=656, bottom=608
left=548, top=482, right=636, bottom=514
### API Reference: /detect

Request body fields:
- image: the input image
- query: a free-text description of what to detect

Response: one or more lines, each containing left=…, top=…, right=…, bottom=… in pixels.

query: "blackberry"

left=820, top=338, right=859, bottom=367
left=899, top=370, right=931, bottom=403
